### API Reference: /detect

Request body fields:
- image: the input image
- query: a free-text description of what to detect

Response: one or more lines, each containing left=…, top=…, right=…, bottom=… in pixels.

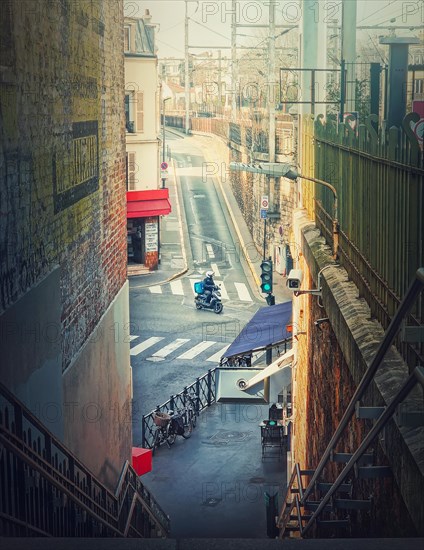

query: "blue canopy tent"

left=221, top=301, right=292, bottom=360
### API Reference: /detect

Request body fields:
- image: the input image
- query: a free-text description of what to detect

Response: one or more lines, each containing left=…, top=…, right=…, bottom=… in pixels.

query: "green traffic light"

left=263, top=283, right=271, bottom=292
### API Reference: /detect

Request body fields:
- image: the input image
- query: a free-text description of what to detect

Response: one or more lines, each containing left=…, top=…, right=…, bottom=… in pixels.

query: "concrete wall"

left=0, top=0, right=132, bottom=487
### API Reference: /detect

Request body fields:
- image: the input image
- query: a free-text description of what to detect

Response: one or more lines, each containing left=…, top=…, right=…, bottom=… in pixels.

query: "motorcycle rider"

left=202, top=270, right=216, bottom=304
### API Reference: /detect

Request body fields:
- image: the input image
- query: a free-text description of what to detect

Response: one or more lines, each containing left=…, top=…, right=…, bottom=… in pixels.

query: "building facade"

left=0, top=0, right=132, bottom=490
left=124, top=11, right=171, bottom=270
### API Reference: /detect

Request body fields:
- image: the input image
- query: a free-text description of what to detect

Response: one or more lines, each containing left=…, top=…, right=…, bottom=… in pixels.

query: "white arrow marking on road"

left=152, top=338, right=190, bottom=358
left=177, top=340, right=217, bottom=360
left=206, top=344, right=230, bottom=363
left=170, top=280, right=184, bottom=295
left=149, top=285, right=163, bottom=294
left=206, top=244, right=215, bottom=259
left=130, top=336, right=164, bottom=356
left=234, top=282, right=252, bottom=302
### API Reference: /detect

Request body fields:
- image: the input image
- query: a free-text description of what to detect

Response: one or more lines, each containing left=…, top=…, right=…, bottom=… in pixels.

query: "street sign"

left=261, top=195, right=269, bottom=209
left=260, top=209, right=267, bottom=219
left=161, top=170, right=168, bottom=179
left=161, top=161, right=168, bottom=170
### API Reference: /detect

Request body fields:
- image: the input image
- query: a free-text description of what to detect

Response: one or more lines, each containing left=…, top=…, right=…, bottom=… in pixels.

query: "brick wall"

left=0, top=0, right=127, bottom=371
left=0, top=0, right=132, bottom=485
left=291, top=211, right=421, bottom=536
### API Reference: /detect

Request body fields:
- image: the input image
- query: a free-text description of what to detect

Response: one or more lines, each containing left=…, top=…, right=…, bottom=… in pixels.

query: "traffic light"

left=260, top=259, right=273, bottom=294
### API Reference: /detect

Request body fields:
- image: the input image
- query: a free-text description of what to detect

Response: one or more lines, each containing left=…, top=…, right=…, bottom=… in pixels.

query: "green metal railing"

left=302, top=113, right=424, bottom=372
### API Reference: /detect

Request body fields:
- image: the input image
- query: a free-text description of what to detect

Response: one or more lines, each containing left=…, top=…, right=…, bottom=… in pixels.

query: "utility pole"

left=341, top=0, right=357, bottom=114
left=231, top=0, right=237, bottom=121
left=267, top=0, right=276, bottom=257
left=184, top=0, right=190, bottom=134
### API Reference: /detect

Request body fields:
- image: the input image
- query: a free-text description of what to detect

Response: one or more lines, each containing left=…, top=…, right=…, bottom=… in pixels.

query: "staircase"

left=278, top=268, right=424, bottom=538
left=0, top=383, right=169, bottom=538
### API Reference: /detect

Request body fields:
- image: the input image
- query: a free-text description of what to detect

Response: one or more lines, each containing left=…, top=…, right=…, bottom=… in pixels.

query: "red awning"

left=126, top=189, right=171, bottom=218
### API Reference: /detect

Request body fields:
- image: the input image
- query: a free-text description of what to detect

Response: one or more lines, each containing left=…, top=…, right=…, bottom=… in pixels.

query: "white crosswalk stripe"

left=130, top=336, right=164, bottom=356
left=152, top=338, right=190, bottom=358
left=211, top=263, right=220, bottom=277
left=206, top=344, right=230, bottom=363
left=177, top=340, right=217, bottom=360
left=170, top=279, right=184, bottom=295
left=129, top=335, right=139, bottom=342
left=149, top=285, right=162, bottom=294
left=234, top=282, right=252, bottom=302
left=215, top=281, right=229, bottom=300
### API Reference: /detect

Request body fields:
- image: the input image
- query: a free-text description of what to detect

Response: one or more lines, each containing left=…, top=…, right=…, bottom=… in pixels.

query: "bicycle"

left=185, top=391, right=199, bottom=429
left=151, top=411, right=176, bottom=455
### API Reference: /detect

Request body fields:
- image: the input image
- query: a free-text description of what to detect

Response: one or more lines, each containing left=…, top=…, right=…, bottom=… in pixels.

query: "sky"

left=124, top=0, right=423, bottom=59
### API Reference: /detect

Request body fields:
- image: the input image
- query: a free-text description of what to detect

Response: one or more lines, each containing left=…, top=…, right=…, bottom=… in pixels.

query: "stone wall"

left=0, top=0, right=132, bottom=486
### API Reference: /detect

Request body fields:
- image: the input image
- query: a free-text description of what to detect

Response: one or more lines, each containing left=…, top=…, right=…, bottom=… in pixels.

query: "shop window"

left=414, top=79, right=423, bottom=95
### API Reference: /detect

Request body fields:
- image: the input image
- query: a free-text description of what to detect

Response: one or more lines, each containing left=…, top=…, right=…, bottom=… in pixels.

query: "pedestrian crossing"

left=149, top=277, right=252, bottom=302
left=130, top=335, right=265, bottom=365
left=130, top=335, right=230, bottom=363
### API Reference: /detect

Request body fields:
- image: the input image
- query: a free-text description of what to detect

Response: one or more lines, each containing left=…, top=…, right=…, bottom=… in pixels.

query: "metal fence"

left=301, top=113, right=424, bottom=371
left=0, top=382, right=170, bottom=537
left=141, top=368, right=217, bottom=449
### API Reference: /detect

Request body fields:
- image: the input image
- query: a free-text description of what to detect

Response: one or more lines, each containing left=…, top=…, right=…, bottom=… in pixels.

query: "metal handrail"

left=301, top=268, right=424, bottom=504
left=302, top=365, right=424, bottom=536
left=0, top=382, right=170, bottom=537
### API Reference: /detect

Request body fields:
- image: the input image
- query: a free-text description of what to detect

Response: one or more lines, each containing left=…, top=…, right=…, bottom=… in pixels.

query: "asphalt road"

left=130, top=132, right=263, bottom=444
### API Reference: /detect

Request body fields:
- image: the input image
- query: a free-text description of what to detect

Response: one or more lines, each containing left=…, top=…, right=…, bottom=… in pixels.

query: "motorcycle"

left=194, top=285, right=223, bottom=314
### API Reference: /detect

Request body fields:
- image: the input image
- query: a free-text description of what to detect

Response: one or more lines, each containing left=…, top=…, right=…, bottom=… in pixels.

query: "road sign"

left=161, top=170, right=168, bottom=179
left=161, top=161, right=168, bottom=170
left=260, top=209, right=267, bottom=219
left=261, top=195, right=269, bottom=209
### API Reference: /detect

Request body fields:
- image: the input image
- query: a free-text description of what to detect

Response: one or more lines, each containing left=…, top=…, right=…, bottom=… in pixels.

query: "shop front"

left=127, top=189, right=171, bottom=270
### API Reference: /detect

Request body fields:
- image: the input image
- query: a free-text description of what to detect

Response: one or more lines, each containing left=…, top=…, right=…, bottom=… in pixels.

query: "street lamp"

left=229, top=162, right=339, bottom=259
left=162, top=96, right=171, bottom=188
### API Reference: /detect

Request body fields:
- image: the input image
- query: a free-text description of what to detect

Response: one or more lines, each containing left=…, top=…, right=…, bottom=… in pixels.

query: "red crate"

left=132, top=447, right=152, bottom=476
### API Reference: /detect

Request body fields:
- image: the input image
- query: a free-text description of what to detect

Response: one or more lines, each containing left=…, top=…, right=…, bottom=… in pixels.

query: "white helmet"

left=206, top=270, right=214, bottom=278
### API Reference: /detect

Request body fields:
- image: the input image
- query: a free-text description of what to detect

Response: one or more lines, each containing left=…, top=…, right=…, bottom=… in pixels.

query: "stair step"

left=290, top=514, right=312, bottom=521
left=303, top=501, right=333, bottom=512
left=285, top=525, right=300, bottom=531
left=356, top=405, right=385, bottom=419
left=317, top=519, right=350, bottom=528
left=300, top=469, right=315, bottom=476
left=356, top=465, right=392, bottom=479
left=396, top=410, right=424, bottom=428
left=400, top=325, right=424, bottom=343
left=317, top=482, right=352, bottom=495
left=334, top=498, right=372, bottom=510
left=331, top=452, right=373, bottom=465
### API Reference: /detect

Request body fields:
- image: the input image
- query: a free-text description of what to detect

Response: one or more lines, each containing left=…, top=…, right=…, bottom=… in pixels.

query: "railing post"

left=170, top=395, right=175, bottom=411
left=141, top=415, right=146, bottom=448
left=196, top=377, right=200, bottom=413
left=183, top=386, right=188, bottom=407
left=207, top=369, right=212, bottom=406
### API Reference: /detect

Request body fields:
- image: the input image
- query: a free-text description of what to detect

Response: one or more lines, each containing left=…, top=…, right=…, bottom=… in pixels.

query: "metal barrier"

left=141, top=368, right=217, bottom=449
left=0, top=383, right=170, bottom=538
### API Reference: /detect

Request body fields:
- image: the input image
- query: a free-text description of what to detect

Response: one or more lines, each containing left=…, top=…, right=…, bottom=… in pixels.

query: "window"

left=124, top=26, right=131, bottom=52
left=127, top=152, right=137, bottom=190
left=414, top=79, right=423, bottom=95
left=136, top=92, right=144, bottom=132
left=125, top=94, right=135, bottom=132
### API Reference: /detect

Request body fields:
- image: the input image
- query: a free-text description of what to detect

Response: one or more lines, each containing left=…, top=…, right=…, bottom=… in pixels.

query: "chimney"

left=143, top=9, right=152, bottom=23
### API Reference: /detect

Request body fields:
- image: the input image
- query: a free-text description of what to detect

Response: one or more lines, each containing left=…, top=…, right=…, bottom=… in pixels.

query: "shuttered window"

left=127, top=152, right=136, bottom=190
left=124, top=26, right=130, bottom=52
left=136, top=92, right=144, bottom=133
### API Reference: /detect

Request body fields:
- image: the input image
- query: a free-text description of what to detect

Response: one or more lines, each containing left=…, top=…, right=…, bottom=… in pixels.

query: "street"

left=130, top=131, right=264, bottom=444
